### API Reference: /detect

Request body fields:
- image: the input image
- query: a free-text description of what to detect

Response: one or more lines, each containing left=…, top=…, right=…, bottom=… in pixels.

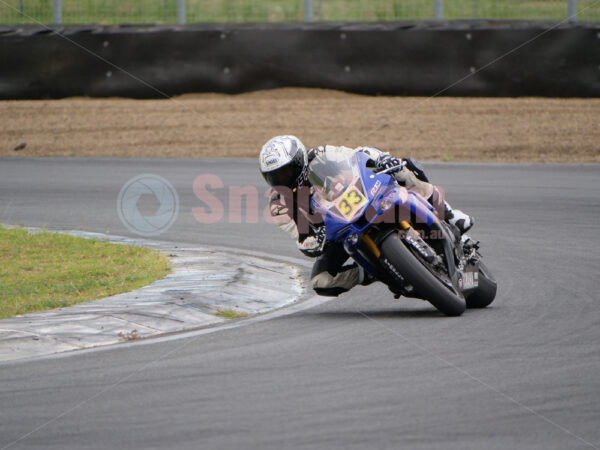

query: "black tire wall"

left=1, top=21, right=599, bottom=99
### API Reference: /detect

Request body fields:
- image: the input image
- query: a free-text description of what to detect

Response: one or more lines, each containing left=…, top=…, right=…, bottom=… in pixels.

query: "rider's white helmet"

left=259, top=135, right=307, bottom=188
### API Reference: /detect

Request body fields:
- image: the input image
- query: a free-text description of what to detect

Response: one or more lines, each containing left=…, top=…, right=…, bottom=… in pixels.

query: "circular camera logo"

left=117, top=174, right=179, bottom=237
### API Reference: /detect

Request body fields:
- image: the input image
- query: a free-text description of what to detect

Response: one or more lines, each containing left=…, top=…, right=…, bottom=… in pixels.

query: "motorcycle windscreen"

left=309, top=154, right=369, bottom=223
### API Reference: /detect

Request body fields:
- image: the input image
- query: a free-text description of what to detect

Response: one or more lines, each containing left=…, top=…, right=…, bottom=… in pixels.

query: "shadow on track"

left=296, top=308, right=446, bottom=320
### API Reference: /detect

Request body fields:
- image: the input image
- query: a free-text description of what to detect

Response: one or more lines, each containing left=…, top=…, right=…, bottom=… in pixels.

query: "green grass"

left=215, top=308, right=249, bottom=319
left=0, top=226, right=170, bottom=319
left=1, top=0, right=598, bottom=24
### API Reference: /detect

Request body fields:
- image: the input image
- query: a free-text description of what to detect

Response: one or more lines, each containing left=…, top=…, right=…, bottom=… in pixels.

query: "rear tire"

left=379, top=232, right=466, bottom=316
left=466, top=261, right=497, bottom=309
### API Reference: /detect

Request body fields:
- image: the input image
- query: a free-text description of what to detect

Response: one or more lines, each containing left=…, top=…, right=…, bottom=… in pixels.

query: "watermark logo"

left=117, top=173, right=444, bottom=237
left=117, top=174, right=179, bottom=237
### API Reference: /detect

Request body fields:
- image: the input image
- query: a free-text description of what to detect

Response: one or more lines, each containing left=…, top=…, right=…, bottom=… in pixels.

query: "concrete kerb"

left=0, top=227, right=310, bottom=362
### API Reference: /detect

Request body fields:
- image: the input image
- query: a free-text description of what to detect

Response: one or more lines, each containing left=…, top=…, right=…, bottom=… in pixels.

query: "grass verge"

left=0, top=226, right=170, bottom=319
left=3, top=0, right=599, bottom=24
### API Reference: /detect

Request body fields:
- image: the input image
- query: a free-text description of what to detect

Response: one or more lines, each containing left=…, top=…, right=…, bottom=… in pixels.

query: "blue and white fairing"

left=309, top=151, right=439, bottom=243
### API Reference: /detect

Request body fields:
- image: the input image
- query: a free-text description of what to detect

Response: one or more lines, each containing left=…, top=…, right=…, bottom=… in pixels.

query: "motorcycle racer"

left=259, top=135, right=474, bottom=297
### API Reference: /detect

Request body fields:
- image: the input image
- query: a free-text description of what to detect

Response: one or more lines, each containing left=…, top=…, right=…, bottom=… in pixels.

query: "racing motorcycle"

left=308, top=151, right=497, bottom=316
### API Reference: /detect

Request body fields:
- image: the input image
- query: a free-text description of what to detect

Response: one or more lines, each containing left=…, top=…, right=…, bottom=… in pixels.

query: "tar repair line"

left=356, top=309, right=600, bottom=450
left=0, top=227, right=314, bottom=363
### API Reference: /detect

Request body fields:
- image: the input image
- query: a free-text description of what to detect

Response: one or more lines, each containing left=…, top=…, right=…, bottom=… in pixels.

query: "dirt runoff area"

left=2, top=88, right=599, bottom=163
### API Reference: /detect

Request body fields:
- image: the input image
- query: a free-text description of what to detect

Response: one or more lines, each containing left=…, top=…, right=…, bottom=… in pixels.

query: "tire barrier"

left=1, top=21, right=598, bottom=99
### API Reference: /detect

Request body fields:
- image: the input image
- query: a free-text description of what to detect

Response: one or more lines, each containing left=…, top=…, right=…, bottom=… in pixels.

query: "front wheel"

left=379, top=232, right=466, bottom=316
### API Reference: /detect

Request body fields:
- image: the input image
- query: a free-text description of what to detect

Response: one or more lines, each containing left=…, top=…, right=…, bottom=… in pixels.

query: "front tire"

left=379, top=232, right=466, bottom=316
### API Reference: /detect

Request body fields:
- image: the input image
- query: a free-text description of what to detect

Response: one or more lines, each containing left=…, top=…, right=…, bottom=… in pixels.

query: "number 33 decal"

left=336, top=187, right=367, bottom=219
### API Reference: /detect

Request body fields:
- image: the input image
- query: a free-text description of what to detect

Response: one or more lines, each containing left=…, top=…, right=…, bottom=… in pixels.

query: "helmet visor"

left=262, top=163, right=302, bottom=188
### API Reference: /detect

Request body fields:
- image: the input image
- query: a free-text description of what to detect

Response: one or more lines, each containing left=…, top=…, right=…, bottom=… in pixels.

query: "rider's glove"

left=298, top=226, right=326, bottom=258
left=269, top=192, right=289, bottom=217
left=376, top=154, right=404, bottom=174
left=270, top=202, right=288, bottom=217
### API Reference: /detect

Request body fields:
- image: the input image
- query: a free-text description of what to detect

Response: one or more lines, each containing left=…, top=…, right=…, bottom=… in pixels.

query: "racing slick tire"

left=379, top=232, right=466, bottom=316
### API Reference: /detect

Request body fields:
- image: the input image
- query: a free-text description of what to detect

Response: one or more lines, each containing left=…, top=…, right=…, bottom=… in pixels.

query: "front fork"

left=343, top=229, right=404, bottom=291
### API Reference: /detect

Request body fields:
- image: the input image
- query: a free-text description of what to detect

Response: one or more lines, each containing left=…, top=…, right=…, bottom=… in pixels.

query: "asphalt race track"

left=1, top=158, right=599, bottom=450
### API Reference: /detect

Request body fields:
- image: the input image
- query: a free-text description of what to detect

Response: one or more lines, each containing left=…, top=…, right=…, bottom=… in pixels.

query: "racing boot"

left=444, top=201, right=474, bottom=234
left=461, top=234, right=480, bottom=264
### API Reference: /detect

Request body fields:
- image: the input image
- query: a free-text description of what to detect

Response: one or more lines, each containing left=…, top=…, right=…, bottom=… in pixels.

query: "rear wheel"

left=379, top=232, right=466, bottom=316
left=466, top=261, right=497, bottom=308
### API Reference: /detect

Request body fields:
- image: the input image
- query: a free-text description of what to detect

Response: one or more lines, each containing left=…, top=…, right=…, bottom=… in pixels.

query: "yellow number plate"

left=336, top=187, right=367, bottom=220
